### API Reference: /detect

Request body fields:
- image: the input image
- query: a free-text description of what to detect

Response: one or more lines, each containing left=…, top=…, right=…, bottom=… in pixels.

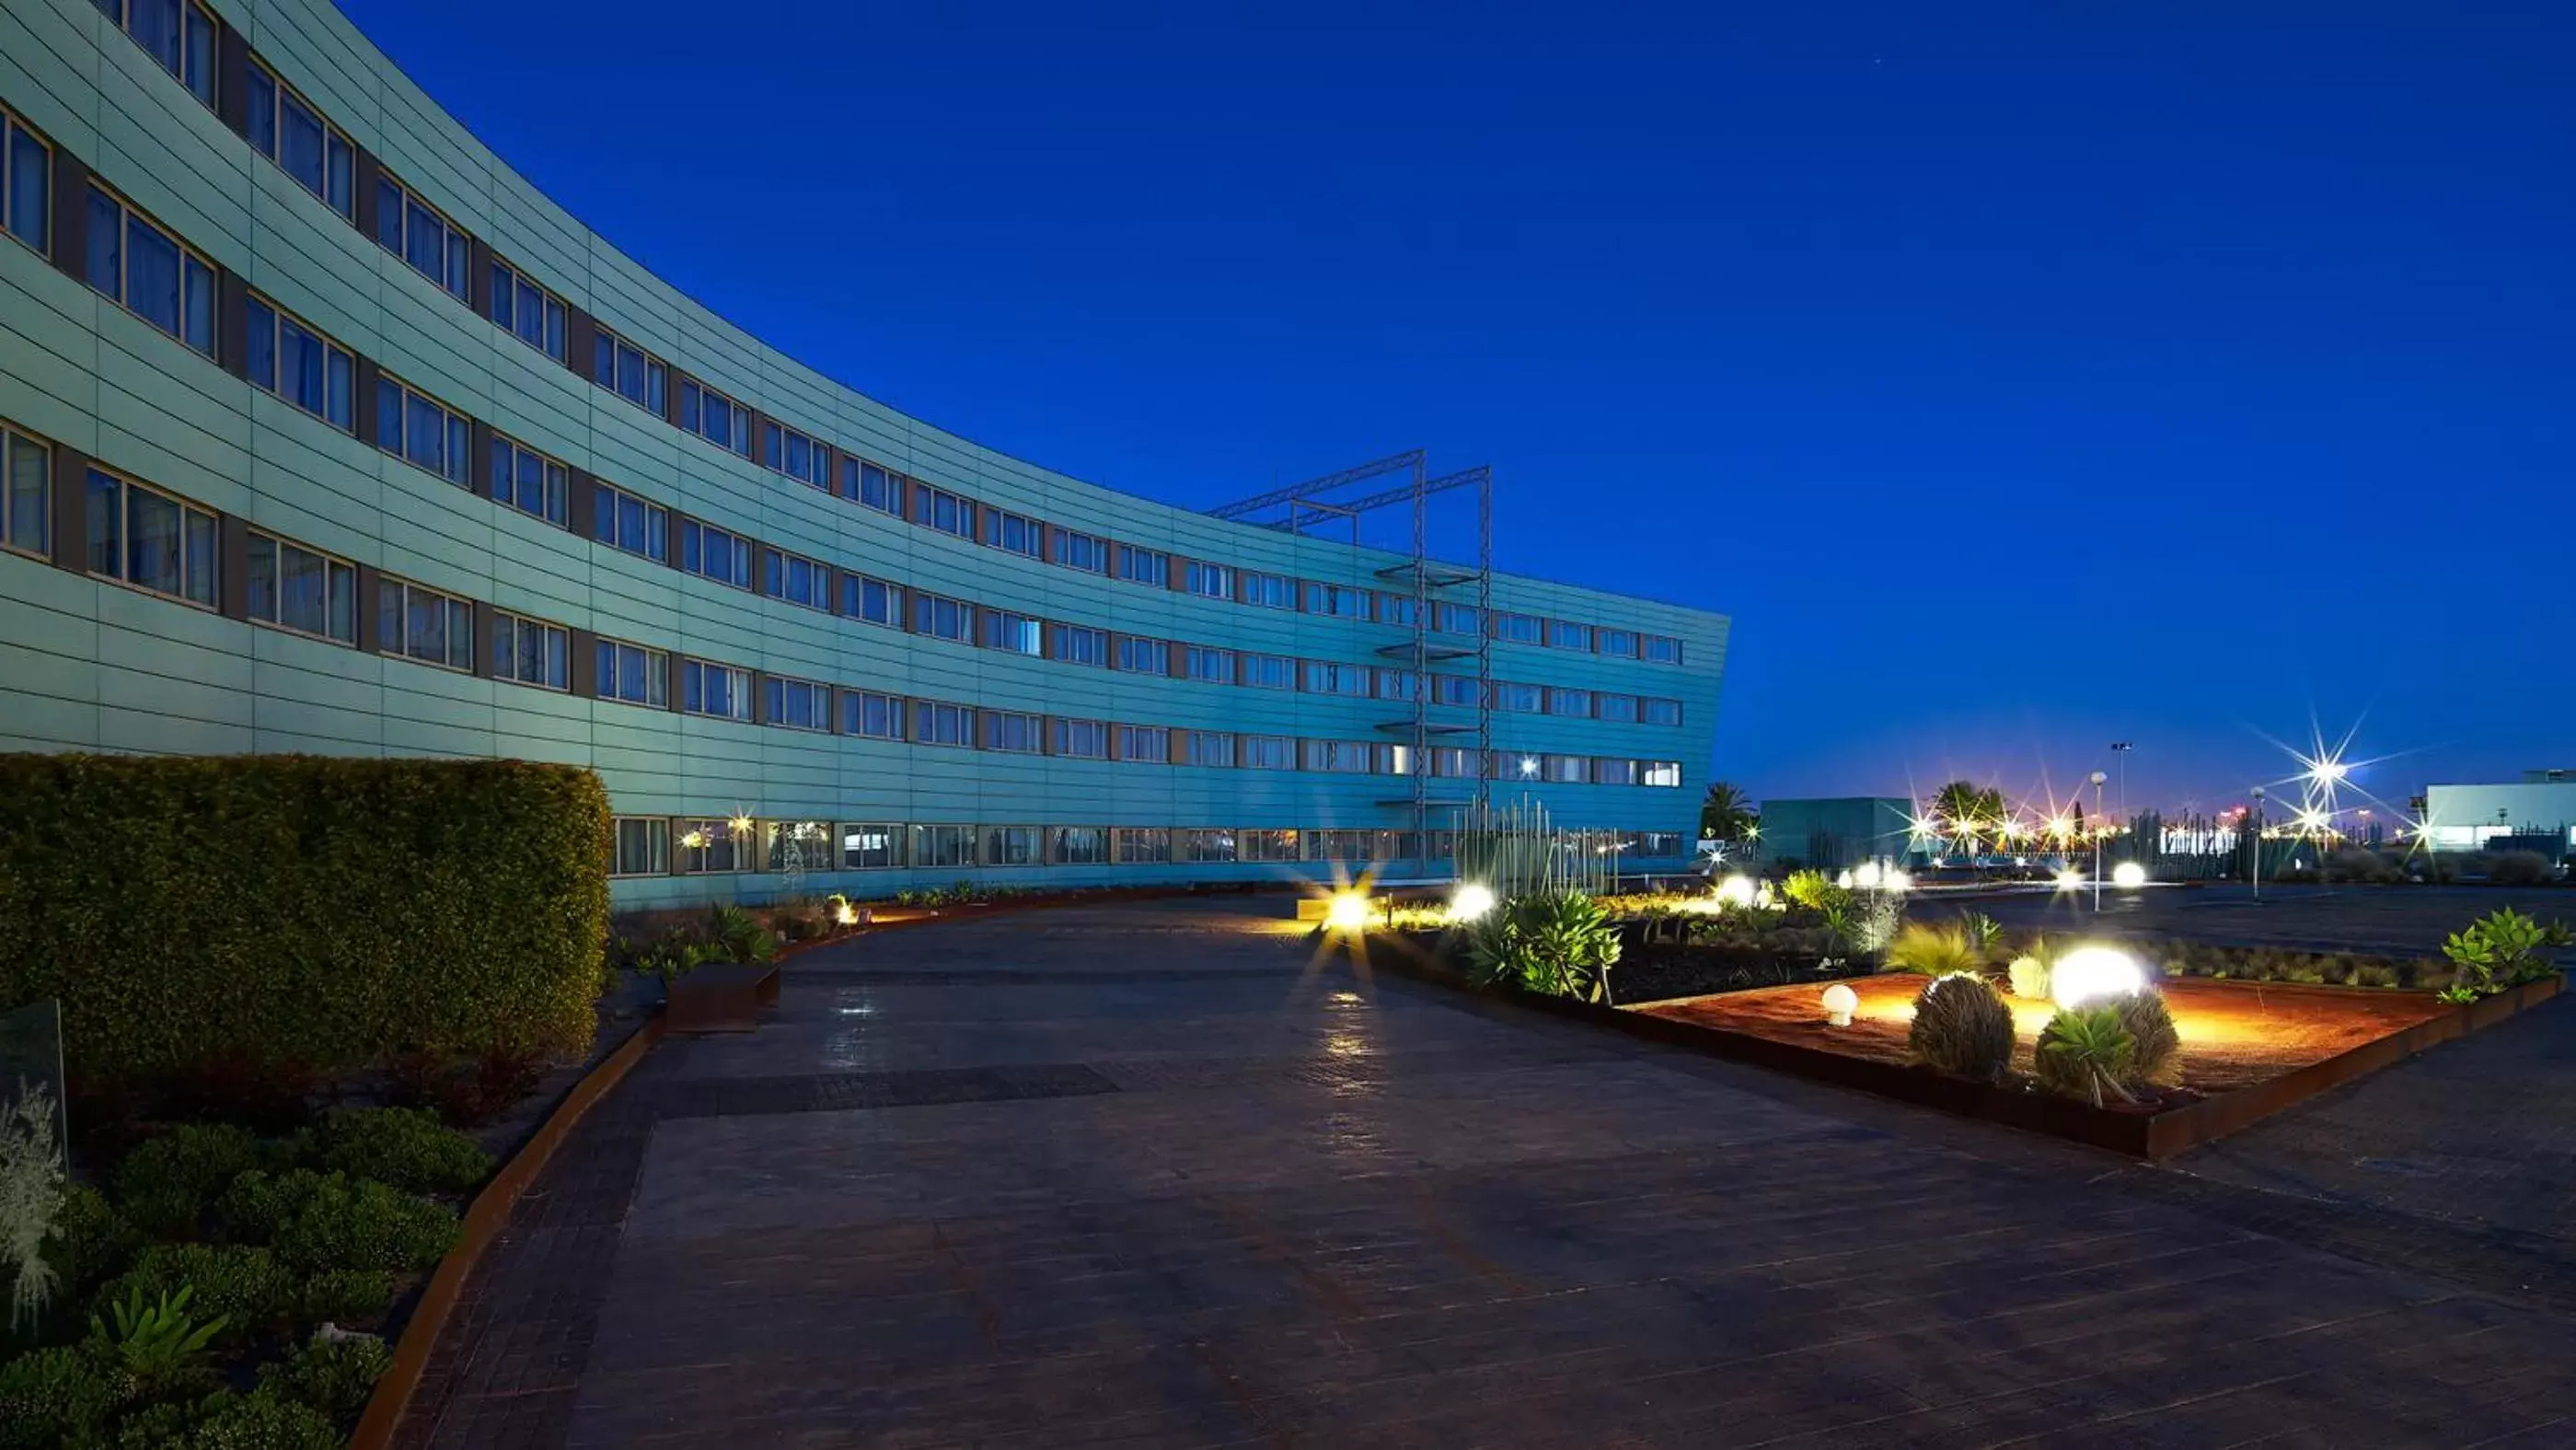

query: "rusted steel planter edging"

left=351, top=1016, right=666, bottom=1450
left=1357, top=945, right=2564, bottom=1160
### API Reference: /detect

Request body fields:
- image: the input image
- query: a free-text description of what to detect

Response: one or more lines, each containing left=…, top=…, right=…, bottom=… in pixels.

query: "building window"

left=1644, top=635, right=1683, bottom=665
left=1379, top=669, right=1423, bottom=702
left=678, top=519, right=752, bottom=588
left=240, top=58, right=357, bottom=216
left=764, top=676, right=831, bottom=731
left=1491, top=610, right=1543, bottom=644
left=913, top=700, right=976, bottom=747
left=1116, top=725, right=1170, bottom=763
left=1432, top=747, right=1482, bottom=779
left=85, top=185, right=214, bottom=355
left=912, top=824, right=976, bottom=869
left=1241, top=571, right=1294, bottom=609
left=1185, top=561, right=1232, bottom=599
left=1115, top=828, right=1171, bottom=864
left=1542, top=754, right=1589, bottom=784
left=986, top=711, right=1044, bottom=753
left=1433, top=674, right=1480, bottom=707
left=1547, top=620, right=1593, bottom=651
left=1378, top=744, right=1415, bottom=777
left=986, top=825, right=1042, bottom=866
left=919, top=484, right=976, bottom=539
left=1306, top=829, right=1374, bottom=863
left=100, top=0, right=216, bottom=107
left=595, top=638, right=667, bottom=706
left=1, top=425, right=48, bottom=558
left=584, top=331, right=664, bottom=417
left=1644, top=760, right=1684, bottom=788
left=1053, top=718, right=1109, bottom=759
left=1301, top=661, right=1370, bottom=697
left=376, top=577, right=473, bottom=669
left=1597, top=693, right=1639, bottom=724
left=1636, top=830, right=1683, bottom=857
left=764, top=820, right=834, bottom=872
left=373, top=172, right=470, bottom=299
left=1119, top=545, right=1168, bottom=586
left=1181, top=829, right=1237, bottom=864
left=843, top=690, right=902, bottom=738
left=1184, top=645, right=1233, bottom=684
left=375, top=376, right=471, bottom=486
left=842, top=573, right=901, bottom=627
left=1241, top=735, right=1293, bottom=771
left=1053, top=625, right=1106, bottom=666
left=840, top=822, right=903, bottom=869
left=911, top=591, right=972, bottom=643
left=610, top=817, right=668, bottom=876
left=1433, top=602, right=1479, bottom=636
left=1053, top=528, right=1109, bottom=573
left=1493, top=681, right=1542, bottom=713
left=2, top=109, right=48, bottom=252
left=758, top=419, right=829, bottom=491
left=244, top=295, right=354, bottom=431
left=1115, top=636, right=1169, bottom=675
left=1547, top=688, right=1592, bottom=718
left=85, top=467, right=214, bottom=608
left=1183, top=731, right=1234, bottom=768
left=1643, top=698, right=1683, bottom=726
left=1595, top=759, right=1641, bottom=786
left=1302, top=582, right=1370, bottom=619
left=491, top=611, right=570, bottom=690
left=1301, top=740, right=1372, bottom=774
left=676, top=818, right=745, bottom=874
left=1242, top=653, right=1294, bottom=690
left=245, top=530, right=354, bottom=644
left=762, top=547, right=830, bottom=611
left=592, top=481, right=667, bottom=561
left=680, top=659, right=752, bottom=720
left=677, top=378, right=752, bottom=456
left=982, top=610, right=1043, bottom=656
left=1051, top=826, right=1108, bottom=865
left=990, top=509, right=1042, bottom=558
left=1241, top=829, right=1301, bottom=863
left=849, top=458, right=904, bottom=515
left=491, top=435, right=569, bottom=527
left=487, top=258, right=568, bottom=362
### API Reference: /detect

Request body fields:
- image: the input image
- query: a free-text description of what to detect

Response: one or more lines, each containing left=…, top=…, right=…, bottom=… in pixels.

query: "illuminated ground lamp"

left=1853, top=861, right=1883, bottom=889
left=2111, top=861, right=2148, bottom=889
left=1448, top=883, right=1497, bottom=923
left=832, top=899, right=861, bottom=927
left=1821, top=982, right=1859, bottom=1027
left=1836, top=869, right=1855, bottom=889
left=2052, top=867, right=2086, bottom=892
left=2051, top=945, right=2147, bottom=1009
left=1882, top=868, right=1913, bottom=892
left=1324, top=891, right=1374, bottom=933
left=1714, top=874, right=1757, bottom=909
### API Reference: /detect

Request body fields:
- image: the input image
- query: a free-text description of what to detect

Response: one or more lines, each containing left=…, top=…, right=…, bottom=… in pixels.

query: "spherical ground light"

left=1324, top=891, right=1372, bottom=933
left=2112, top=861, right=2149, bottom=888
left=2051, top=945, right=2147, bottom=1010
left=1448, top=883, right=1497, bottom=922
left=1714, top=874, right=1757, bottom=909
left=1821, top=982, right=1858, bottom=1027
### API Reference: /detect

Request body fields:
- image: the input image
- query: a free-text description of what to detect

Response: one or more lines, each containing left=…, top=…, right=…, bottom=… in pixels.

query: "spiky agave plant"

left=2037, top=1007, right=2137, bottom=1108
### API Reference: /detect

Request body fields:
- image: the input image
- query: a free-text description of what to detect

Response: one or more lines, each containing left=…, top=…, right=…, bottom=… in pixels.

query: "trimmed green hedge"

left=0, top=755, right=608, bottom=1081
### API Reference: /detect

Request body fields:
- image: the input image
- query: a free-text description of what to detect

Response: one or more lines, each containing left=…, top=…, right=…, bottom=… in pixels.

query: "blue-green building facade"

left=0, top=0, right=1729, bottom=905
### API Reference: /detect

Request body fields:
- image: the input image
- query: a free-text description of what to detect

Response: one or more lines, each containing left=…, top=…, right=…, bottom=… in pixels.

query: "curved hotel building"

left=0, top=0, right=1728, bottom=905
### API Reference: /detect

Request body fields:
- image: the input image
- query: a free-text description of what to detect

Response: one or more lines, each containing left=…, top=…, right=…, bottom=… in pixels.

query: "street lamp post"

left=2249, top=785, right=2266, bottom=902
left=2090, top=770, right=2108, bottom=911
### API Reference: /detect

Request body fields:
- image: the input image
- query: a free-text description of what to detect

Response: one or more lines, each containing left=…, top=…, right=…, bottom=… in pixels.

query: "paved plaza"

left=1925, top=882, right=2574, bottom=957
left=400, top=898, right=2576, bottom=1448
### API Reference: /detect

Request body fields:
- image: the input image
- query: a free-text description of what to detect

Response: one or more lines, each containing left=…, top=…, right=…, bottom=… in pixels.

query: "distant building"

left=2421, top=772, right=2576, bottom=859
left=1758, top=797, right=1917, bottom=871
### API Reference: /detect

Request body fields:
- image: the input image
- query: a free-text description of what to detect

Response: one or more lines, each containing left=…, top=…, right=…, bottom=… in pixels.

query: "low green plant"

left=94, top=1244, right=293, bottom=1345
left=87, top=1283, right=226, bottom=1392
left=2107, top=991, right=2180, bottom=1086
left=2436, top=983, right=2481, bottom=1006
left=113, top=1122, right=271, bottom=1238
left=0, top=1342, right=133, bottom=1450
left=706, top=903, right=780, bottom=965
left=2484, top=850, right=2554, bottom=887
left=1959, top=912, right=2005, bottom=957
left=29, top=1183, right=137, bottom=1314
left=1466, top=892, right=1623, bottom=1003
left=303, top=1107, right=492, bottom=1196
left=2006, top=949, right=2051, bottom=1002
left=2442, top=908, right=2568, bottom=997
left=2037, top=1006, right=2137, bottom=1108
left=1906, top=973, right=2015, bottom=1083
left=111, top=1387, right=344, bottom=1450
left=1885, top=922, right=1984, bottom=977
left=1781, top=869, right=1843, bottom=912
left=217, top=1170, right=458, bottom=1274
left=299, top=1268, right=395, bottom=1323
left=257, top=1328, right=392, bottom=1422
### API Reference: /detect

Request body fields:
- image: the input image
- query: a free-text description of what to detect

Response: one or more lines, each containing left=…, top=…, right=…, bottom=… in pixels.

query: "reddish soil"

left=1638, top=973, right=2454, bottom=1095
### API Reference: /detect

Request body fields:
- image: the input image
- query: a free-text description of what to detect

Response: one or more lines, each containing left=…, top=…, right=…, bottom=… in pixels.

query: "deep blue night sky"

left=337, top=0, right=2571, bottom=818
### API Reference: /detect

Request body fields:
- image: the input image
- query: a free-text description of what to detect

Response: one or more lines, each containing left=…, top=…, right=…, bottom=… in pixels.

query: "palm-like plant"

left=2038, top=1007, right=2137, bottom=1108
left=1699, top=783, right=1758, bottom=842
left=1928, top=782, right=2006, bottom=856
left=88, top=1284, right=226, bottom=1387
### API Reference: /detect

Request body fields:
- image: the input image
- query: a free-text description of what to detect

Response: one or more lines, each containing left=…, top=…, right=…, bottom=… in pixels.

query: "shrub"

left=303, top=1108, right=491, bottom=1196
left=1465, top=893, right=1623, bottom=1003
left=2355, top=963, right=2400, bottom=989
left=2107, top=992, right=2180, bottom=1086
left=2007, top=955, right=2051, bottom=1002
left=706, top=904, right=780, bottom=965
left=257, top=1329, right=391, bottom=1423
left=35, top=1183, right=140, bottom=1311
left=299, top=1269, right=395, bottom=1323
left=2442, top=908, right=2569, bottom=995
left=2036, top=1006, right=2137, bottom=1107
left=2484, top=851, right=2554, bottom=886
left=113, top=1123, right=272, bottom=1237
left=86, top=1283, right=226, bottom=1395
left=1906, top=973, right=2015, bottom=1083
left=1886, top=922, right=1984, bottom=977
left=94, top=1245, right=294, bottom=1345
left=218, top=1170, right=458, bottom=1274
left=0, top=1342, right=133, bottom=1450
left=1781, top=869, right=1844, bottom=912
left=2321, top=849, right=2402, bottom=885
left=0, top=757, right=609, bottom=1085
left=110, top=1388, right=343, bottom=1450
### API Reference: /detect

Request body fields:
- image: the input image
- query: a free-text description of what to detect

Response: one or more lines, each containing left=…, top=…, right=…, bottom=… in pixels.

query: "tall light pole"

left=2110, top=741, right=2132, bottom=838
left=2249, top=785, right=2266, bottom=902
left=2090, top=770, right=2108, bottom=911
